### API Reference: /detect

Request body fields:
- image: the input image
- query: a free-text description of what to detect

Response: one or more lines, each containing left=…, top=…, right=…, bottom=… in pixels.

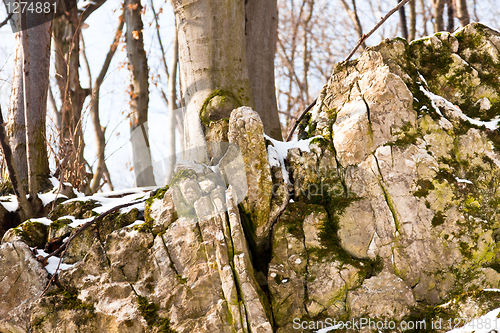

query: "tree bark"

left=5, top=14, right=51, bottom=218
left=7, top=32, right=28, bottom=193
left=166, top=21, right=179, bottom=183
left=125, top=0, right=156, bottom=186
left=340, top=0, right=366, bottom=49
left=446, top=0, right=454, bottom=32
left=454, top=0, right=469, bottom=26
left=408, top=0, right=416, bottom=41
left=433, top=0, right=445, bottom=32
left=173, top=0, right=253, bottom=162
left=398, top=0, right=409, bottom=39
left=245, top=0, right=282, bottom=140
left=173, top=0, right=283, bottom=160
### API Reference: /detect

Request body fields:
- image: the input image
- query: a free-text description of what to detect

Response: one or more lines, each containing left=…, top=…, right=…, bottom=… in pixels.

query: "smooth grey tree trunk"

left=433, top=0, right=445, bottom=32
left=245, top=0, right=282, bottom=140
left=6, top=18, right=51, bottom=217
left=174, top=0, right=253, bottom=163
left=165, top=22, right=178, bottom=183
left=125, top=0, right=156, bottom=186
left=173, top=0, right=283, bottom=159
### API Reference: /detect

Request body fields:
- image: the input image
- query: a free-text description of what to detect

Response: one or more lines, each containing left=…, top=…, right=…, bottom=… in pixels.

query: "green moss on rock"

left=137, top=295, right=177, bottom=332
left=21, top=221, right=48, bottom=248
left=48, top=200, right=100, bottom=220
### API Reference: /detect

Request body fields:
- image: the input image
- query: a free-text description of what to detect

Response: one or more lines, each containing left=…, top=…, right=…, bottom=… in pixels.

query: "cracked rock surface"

left=3, top=23, right=500, bottom=332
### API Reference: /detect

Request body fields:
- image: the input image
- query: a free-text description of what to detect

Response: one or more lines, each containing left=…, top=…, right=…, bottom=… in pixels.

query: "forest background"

left=0, top=0, right=499, bottom=194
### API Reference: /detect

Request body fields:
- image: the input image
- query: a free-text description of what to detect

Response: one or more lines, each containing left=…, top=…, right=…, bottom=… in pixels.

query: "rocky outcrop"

left=0, top=241, right=49, bottom=332
left=2, top=23, right=500, bottom=332
left=228, top=106, right=274, bottom=250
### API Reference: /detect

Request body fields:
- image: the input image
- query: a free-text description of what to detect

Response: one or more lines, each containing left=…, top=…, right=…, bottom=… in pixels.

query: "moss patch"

left=48, top=200, right=100, bottom=220
left=137, top=295, right=177, bottom=332
left=200, top=89, right=241, bottom=125
left=138, top=186, right=169, bottom=233
left=44, top=288, right=95, bottom=312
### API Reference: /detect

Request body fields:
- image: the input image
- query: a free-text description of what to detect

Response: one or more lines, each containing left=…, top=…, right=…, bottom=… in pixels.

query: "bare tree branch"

left=0, top=106, right=32, bottom=219
left=339, top=0, right=366, bottom=49
left=0, top=12, right=13, bottom=29
left=345, top=0, right=412, bottom=62
left=89, top=10, right=124, bottom=193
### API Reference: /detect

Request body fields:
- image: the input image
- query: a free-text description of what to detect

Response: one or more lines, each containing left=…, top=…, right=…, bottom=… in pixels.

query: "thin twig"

left=285, top=0, right=411, bottom=141
left=285, top=98, right=317, bottom=141
left=0, top=13, right=13, bottom=29
left=344, top=0, right=411, bottom=62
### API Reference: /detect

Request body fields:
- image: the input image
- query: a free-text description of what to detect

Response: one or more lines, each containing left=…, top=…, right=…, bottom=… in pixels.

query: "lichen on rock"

left=2, top=23, right=500, bottom=333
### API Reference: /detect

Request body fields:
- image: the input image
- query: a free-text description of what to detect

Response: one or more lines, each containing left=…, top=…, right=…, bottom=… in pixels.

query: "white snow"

left=419, top=86, right=445, bottom=117
left=455, top=177, right=473, bottom=184
left=62, top=187, right=152, bottom=218
left=28, top=217, right=53, bottom=226
left=32, top=248, right=74, bottom=275
left=127, top=220, right=146, bottom=227
left=54, top=215, right=94, bottom=228
left=420, top=85, right=500, bottom=130
left=0, top=196, right=18, bottom=212
left=265, top=134, right=320, bottom=185
left=38, top=191, right=68, bottom=207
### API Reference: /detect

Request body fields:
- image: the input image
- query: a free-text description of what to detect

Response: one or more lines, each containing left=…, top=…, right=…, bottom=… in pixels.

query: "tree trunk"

left=174, top=0, right=282, bottom=161
left=165, top=21, right=179, bottom=183
left=5, top=16, right=51, bottom=218
left=409, top=0, right=416, bottom=41
left=174, top=0, right=253, bottom=162
left=446, top=0, right=454, bottom=32
left=125, top=0, right=156, bottom=186
left=454, top=0, right=469, bottom=26
left=245, top=0, right=282, bottom=140
left=7, top=32, right=28, bottom=193
left=52, top=10, right=90, bottom=193
left=398, top=0, right=409, bottom=39
left=433, top=0, right=445, bottom=32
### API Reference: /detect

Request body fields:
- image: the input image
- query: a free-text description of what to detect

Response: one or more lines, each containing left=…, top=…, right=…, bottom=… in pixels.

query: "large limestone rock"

left=0, top=241, right=49, bottom=332
left=18, top=161, right=273, bottom=333
left=228, top=106, right=274, bottom=251
left=282, top=22, right=500, bottom=327
left=3, top=23, right=500, bottom=333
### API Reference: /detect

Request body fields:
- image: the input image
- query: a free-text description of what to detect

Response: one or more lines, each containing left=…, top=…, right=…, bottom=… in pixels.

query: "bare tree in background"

left=398, top=0, right=409, bottom=39
left=340, top=0, right=366, bottom=49
left=433, top=0, right=445, bottom=32
left=1, top=12, right=51, bottom=220
left=409, top=0, right=416, bottom=41
left=52, top=1, right=108, bottom=193
left=151, top=0, right=179, bottom=183
left=276, top=0, right=356, bottom=136
left=455, top=0, right=469, bottom=26
left=125, top=0, right=156, bottom=186
left=86, top=11, right=125, bottom=193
